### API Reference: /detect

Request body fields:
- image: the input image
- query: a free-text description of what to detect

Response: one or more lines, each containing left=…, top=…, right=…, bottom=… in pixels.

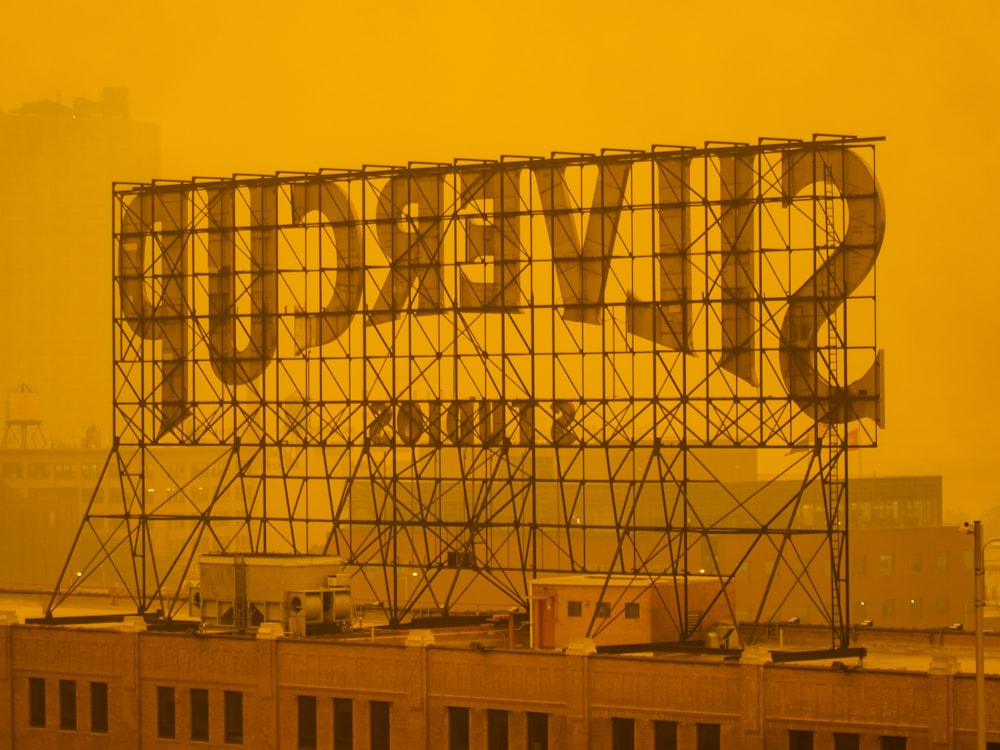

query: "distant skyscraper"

left=0, top=87, right=160, bottom=446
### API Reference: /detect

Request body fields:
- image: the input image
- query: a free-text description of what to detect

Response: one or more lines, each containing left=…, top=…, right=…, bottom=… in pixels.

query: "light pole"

left=970, top=520, right=1000, bottom=750
left=973, top=520, right=984, bottom=750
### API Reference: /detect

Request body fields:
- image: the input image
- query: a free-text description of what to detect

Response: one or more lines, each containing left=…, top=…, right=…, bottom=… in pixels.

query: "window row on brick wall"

left=789, top=730, right=910, bottom=750
left=27, top=677, right=107, bottom=733
left=26, top=678, right=242, bottom=742
left=444, top=706, right=548, bottom=750
left=605, top=722, right=910, bottom=750
left=156, top=685, right=243, bottom=744
left=295, top=695, right=385, bottom=750
left=293, top=697, right=554, bottom=750
left=27, top=678, right=937, bottom=750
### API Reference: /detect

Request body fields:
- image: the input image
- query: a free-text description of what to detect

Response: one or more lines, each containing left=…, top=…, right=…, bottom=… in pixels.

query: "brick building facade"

left=2, top=618, right=999, bottom=750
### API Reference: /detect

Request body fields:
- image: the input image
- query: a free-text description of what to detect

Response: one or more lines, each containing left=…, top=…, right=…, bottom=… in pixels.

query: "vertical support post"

left=235, top=555, right=248, bottom=633
left=975, top=519, right=985, bottom=750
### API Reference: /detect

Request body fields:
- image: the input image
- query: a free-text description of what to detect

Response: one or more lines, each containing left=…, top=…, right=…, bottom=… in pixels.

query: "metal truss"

left=50, top=136, right=884, bottom=649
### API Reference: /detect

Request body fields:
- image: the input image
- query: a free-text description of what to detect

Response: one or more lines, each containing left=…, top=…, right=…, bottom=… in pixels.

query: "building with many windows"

left=0, top=439, right=246, bottom=591
left=0, top=431, right=986, bottom=632
left=2, top=615, right=999, bottom=750
left=2, top=436, right=1000, bottom=749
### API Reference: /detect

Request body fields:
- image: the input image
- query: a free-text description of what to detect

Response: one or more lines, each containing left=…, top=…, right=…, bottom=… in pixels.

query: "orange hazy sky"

left=2, top=0, right=999, bottom=515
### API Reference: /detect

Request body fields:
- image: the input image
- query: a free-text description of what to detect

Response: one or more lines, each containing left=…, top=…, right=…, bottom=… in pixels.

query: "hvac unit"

left=325, top=587, right=353, bottom=624
left=197, top=554, right=354, bottom=632
left=286, top=590, right=326, bottom=623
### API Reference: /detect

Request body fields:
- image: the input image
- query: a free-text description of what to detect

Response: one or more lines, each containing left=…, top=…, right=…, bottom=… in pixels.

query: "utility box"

left=190, top=554, right=353, bottom=633
left=529, top=573, right=733, bottom=650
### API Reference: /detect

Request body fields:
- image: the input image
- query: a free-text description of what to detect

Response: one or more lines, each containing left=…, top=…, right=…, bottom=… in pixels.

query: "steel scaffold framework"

left=50, top=136, right=884, bottom=648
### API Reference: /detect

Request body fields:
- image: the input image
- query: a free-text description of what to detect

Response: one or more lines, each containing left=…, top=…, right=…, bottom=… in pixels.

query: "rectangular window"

left=487, top=709, right=509, bottom=750
left=527, top=711, right=548, bottom=750
left=909, top=552, right=923, bottom=572
left=29, top=677, right=45, bottom=728
left=879, top=554, right=894, bottom=574
left=852, top=554, right=867, bottom=575
left=834, top=734, right=861, bottom=750
left=612, top=717, right=635, bottom=750
left=333, top=697, right=353, bottom=750
left=191, top=687, right=209, bottom=741
left=157, top=686, right=176, bottom=739
left=59, top=679, right=76, bottom=730
left=567, top=600, right=582, bottom=617
left=90, top=682, right=108, bottom=733
left=936, top=595, right=951, bottom=617
left=696, top=723, right=721, bottom=750
left=595, top=601, right=611, bottom=618
left=2, top=462, right=24, bottom=479
left=54, top=463, right=77, bottom=479
left=624, top=602, right=640, bottom=619
left=654, top=720, right=678, bottom=750
left=881, top=737, right=906, bottom=750
left=224, top=690, right=243, bottom=744
left=298, top=695, right=318, bottom=750
left=789, top=729, right=814, bottom=750
left=963, top=550, right=974, bottom=571
left=448, top=706, right=470, bottom=750
left=935, top=551, right=949, bottom=572
left=28, top=462, right=51, bottom=479
left=370, top=700, right=390, bottom=750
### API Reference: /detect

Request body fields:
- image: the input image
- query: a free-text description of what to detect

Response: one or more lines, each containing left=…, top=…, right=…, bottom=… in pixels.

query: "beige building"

left=0, top=438, right=989, bottom=633
left=0, top=442, right=245, bottom=592
left=712, top=525, right=980, bottom=630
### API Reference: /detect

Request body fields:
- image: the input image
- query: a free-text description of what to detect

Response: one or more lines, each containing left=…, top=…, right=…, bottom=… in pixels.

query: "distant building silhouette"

left=0, top=87, right=159, bottom=445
